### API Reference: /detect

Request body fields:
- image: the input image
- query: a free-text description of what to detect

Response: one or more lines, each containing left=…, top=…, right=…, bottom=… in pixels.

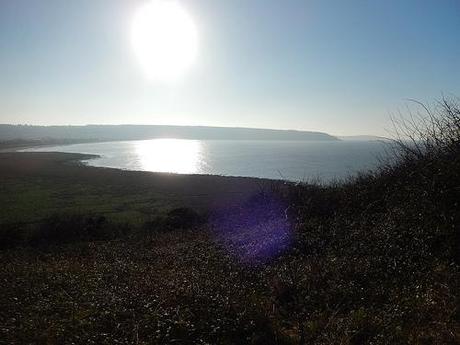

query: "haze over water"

left=25, top=139, right=389, bottom=181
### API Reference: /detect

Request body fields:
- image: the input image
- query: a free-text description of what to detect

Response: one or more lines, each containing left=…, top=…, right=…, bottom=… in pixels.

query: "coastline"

left=0, top=151, right=285, bottom=226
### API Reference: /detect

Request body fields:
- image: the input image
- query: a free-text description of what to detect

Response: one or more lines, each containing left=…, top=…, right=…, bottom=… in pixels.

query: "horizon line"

left=0, top=123, right=387, bottom=139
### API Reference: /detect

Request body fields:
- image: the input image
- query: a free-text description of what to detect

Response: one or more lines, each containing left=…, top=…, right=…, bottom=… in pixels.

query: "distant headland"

left=0, top=124, right=339, bottom=142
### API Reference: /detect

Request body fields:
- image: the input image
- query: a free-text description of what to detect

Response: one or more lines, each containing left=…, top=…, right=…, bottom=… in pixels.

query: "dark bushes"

left=143, top=207, right=205, bottom=233
left=0, top=224, right=26, bottom=249
left=32, top=214, right=130, bottom=245
left=272, top=98, right=460, bottom=343
left=1, top=207, right=206, bottom=249
left=0, top=214, right=130, bottom=248
left=164, top=207, right=205, bottom=229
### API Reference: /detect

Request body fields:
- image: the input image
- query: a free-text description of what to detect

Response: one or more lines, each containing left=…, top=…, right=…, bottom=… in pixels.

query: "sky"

left=0, top=0, right=459, bottom=136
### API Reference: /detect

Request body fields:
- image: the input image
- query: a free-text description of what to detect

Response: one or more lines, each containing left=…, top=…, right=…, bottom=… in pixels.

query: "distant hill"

left=0, top=125, right=339, bottom=142
left=338, top=135, right=390, bottom=141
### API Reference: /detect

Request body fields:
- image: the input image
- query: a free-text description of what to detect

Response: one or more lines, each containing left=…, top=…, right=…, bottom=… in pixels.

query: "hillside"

left=0, top=99, right=459, bottom=344
left=0, top=124, right=339, bottom=142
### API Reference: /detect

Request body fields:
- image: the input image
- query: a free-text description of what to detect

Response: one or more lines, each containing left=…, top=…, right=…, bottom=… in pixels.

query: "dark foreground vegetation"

left=1, top=99, right=459, bottom=344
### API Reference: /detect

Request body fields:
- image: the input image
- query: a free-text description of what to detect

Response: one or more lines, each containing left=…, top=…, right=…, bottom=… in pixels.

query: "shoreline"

left=0, top=151, right=286, bottom=226
left=9, top=140, right=302, bottom=182
left=7, top=138, right=388, bottom=183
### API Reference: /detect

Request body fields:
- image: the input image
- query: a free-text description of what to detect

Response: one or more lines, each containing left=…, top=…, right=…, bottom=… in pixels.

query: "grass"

left=0, top=152, right=269, bottom=227
left=0, top=98, right=459, bottom=344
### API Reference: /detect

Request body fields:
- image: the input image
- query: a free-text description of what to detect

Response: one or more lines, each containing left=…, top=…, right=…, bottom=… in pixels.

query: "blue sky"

left=0, top=0, right=459, bottom=135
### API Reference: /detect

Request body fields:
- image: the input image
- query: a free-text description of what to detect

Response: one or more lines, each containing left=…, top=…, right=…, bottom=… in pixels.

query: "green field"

left=0, top=152, right=270, bottom=226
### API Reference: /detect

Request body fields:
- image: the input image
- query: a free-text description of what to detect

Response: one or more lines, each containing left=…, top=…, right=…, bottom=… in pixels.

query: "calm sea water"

left=24, top=139, right=390, bottom=181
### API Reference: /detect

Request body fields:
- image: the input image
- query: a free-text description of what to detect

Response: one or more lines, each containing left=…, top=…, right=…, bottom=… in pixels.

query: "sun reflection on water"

left=134, top=139, right=202, bottom=174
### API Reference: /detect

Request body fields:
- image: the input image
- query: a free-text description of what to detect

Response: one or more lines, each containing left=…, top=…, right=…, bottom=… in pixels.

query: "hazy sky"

left=1, top=0, right=459, bottom=136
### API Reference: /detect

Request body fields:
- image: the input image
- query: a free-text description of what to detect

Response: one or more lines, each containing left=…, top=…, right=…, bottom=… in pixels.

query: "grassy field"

left=0, top=152, right=274, bottom=227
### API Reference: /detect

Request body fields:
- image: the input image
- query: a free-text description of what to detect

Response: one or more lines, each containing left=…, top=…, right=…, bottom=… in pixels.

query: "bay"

left=24, top=139, right=391, bottom=182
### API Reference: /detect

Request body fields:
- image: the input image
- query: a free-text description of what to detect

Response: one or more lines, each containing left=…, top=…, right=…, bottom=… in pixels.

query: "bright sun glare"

left=131, top=0, right=199, bottom=82
left=135, top=139, right=202, bottom=174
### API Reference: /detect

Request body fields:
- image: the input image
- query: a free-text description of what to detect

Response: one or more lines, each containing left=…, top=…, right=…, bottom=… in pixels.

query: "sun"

left=131, top=0, right=198, bottom=82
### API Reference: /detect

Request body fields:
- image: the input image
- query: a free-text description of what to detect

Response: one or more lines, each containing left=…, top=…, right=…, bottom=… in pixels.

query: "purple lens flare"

left=211, top=192, right=293, bottom=264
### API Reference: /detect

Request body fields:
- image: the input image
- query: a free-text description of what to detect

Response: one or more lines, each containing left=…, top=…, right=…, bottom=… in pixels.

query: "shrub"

left=165, top=207, right=205, bottom=229
left=0, top=224, right=25, bottom=249
left=29, top=214, right=129, bottom=246
left=143, top=207, right=205, bottom=234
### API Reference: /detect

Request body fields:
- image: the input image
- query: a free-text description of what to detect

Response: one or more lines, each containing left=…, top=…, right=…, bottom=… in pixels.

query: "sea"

left=23, top=139, right=391, bottom=182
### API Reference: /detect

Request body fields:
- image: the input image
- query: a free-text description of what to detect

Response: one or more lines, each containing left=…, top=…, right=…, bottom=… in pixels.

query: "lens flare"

left=211, top=193, right=292, bottom=264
